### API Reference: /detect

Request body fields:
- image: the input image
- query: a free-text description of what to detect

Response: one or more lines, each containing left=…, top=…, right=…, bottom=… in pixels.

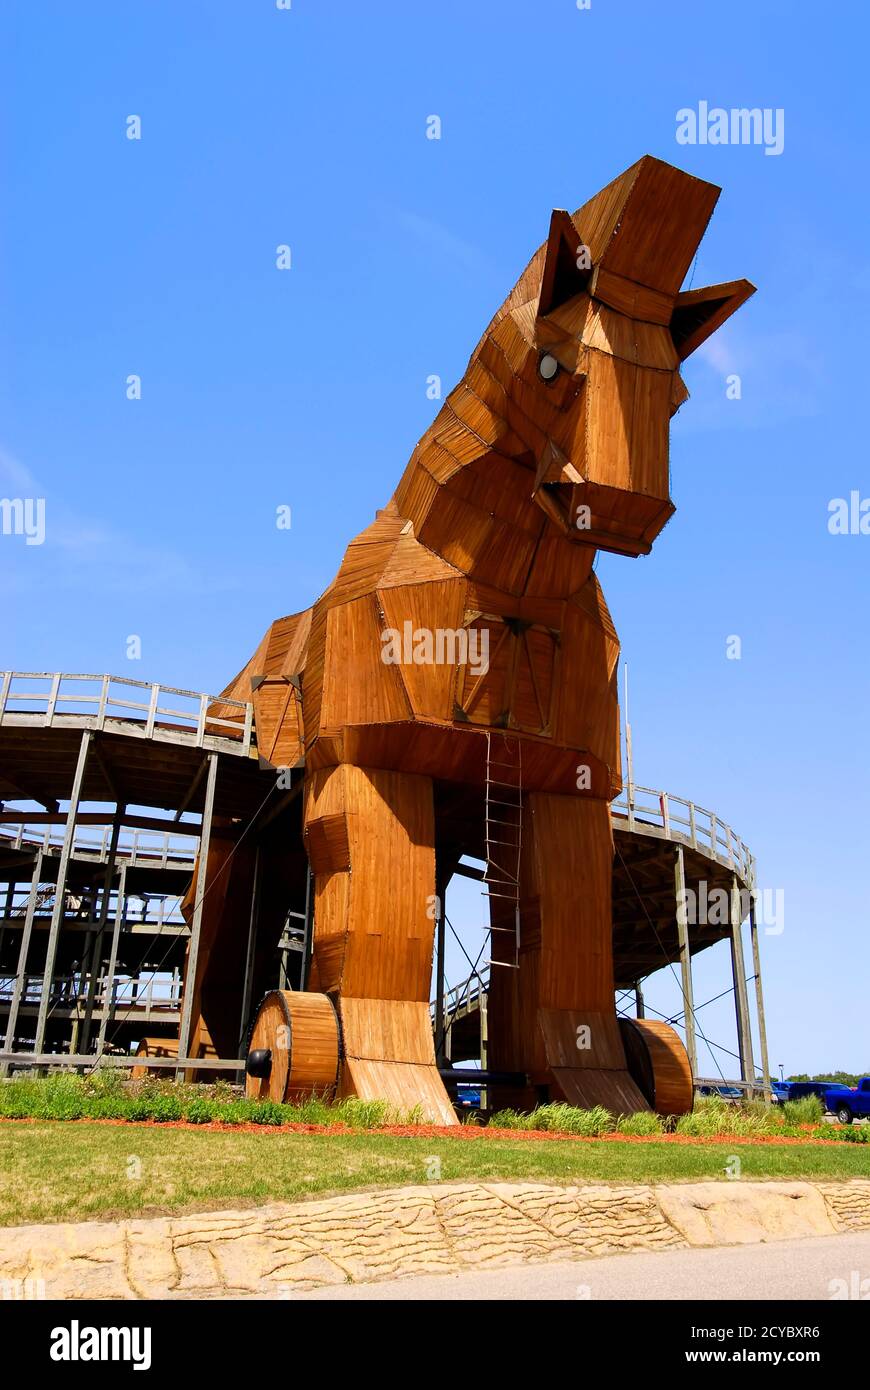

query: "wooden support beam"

left=33, top=730, right=92, bottom=1056
left=729, top=873, right=755, bottom=1089
left=237, top=845, right=261, bottom=1056
left=79, top=806, right=126, bottom=1055
left=0, top=850, right=44, bottom=1076
left=175, top=753, right=218, bottom=1079
left=434, top=866, right=448, bottom=1064
left=612, top=882, right=679, bottom=908
left=0, top=1052, right=243, bottom=1072
left=749, top=895, right=772, bottom=1097
left=300, top=862, right=314, bottom=990
left=0, top=810, right=216, bottom=836
left=95, top=862, right=127, bottom=1057
left=674, top=844, right=697, bottom=1077
left=613, top=845, right=671, bottom=872
left=451, top=860, right=485, bottom=883
left=634, top=981, right=645, bottom=1019
left=256, top=779, right=303, bottom=833
left=91, top=738, right=122, bottom=805
left=173, top=757, right=208, bottom=822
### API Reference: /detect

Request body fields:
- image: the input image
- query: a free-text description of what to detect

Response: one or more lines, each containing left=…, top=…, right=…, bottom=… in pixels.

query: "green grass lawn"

left=1, top=1122, right=867, bottom=1228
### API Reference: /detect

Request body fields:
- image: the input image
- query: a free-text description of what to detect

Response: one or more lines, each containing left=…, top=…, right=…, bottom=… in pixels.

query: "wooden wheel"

left=245, top=990, right=340, bottom=1102
left=619, top=1017, right=693, bottom=1116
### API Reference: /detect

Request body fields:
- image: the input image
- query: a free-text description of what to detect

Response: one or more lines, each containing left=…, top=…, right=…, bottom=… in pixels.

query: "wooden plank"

left=670, top=279, right=756, bottom=360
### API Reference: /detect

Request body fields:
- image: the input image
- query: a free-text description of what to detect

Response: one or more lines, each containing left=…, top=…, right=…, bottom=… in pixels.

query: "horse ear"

left=669, top=279, right=755, bottom=359
left=538, top=209, right=593, bottom=316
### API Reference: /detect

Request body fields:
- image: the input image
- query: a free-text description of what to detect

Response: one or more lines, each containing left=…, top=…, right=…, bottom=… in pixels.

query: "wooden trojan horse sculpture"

left=226, top=156, right=754, bottom=1122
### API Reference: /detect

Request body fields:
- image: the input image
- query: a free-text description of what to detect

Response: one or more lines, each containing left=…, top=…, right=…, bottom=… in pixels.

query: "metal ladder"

left=482, top=731, right=522, bottom=970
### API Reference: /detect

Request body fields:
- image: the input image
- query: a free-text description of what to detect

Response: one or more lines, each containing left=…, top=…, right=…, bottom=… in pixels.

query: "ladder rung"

left=485, top=735, right=522, bottom=959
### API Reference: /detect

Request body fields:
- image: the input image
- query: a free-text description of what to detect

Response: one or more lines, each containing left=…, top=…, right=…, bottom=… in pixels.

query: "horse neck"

left=393, top=424, right=594, bottom=600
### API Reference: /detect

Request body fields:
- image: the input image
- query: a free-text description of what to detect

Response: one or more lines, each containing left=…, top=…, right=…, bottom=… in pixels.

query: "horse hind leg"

left=488, top=792, right=656, bottom=1114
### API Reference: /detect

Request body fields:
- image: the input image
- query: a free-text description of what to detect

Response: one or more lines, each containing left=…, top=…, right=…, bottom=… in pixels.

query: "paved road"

left=293, top=1231, right=870, bottom=1301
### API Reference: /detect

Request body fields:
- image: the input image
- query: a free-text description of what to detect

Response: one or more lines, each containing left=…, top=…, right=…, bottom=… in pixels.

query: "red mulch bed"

left=0, top=1116, right=849, bottom=1146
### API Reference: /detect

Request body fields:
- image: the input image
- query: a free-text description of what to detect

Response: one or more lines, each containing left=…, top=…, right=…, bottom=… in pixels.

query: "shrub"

left=836, top=1124, right=870, bottom=1143
left=246, top=1099, right=285, bottom=1126
left=127, top=1089, right=184, bottom=1122
left=288, top=1095, right=339, bottom=1126
left=676, top=1097, right=733, bottom=1137
left=3, top=1075, right=854, bottom=1141
left=184, top=1098, right=214, bottom=1124
left=488, top=1103, right=614, bottom=1136
left=0, top=1078, right=39, bottom=1117
left=782, top=1095, right=824, bottom=1127
left=333, top=1097, right=391, bottom=1129
left=533, top=1103, right=613, bottom=1136
left=88, top=1067, right=125, bottom=1096
left=676, top=1096, right=783, bottom=1138
left=488, top=1108, right=534, bottom=1130
left=87, top=1090, right=134, bottom=1120
left=38, top=1076, right=87, bottom=1121
left=616, top=1110, right=665, bottom=1136
left=210, top=1100, right=255, bottom=1125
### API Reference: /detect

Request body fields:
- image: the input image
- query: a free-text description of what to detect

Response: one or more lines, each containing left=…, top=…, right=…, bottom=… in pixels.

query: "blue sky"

left=1, top=1, right=868, bottom=1076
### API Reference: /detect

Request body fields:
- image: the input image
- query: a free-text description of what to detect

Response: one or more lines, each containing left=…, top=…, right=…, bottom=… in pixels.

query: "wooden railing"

left=434, top=965, right=490, bottom=1024
left=0, top=671, right=253, bottom=753
left=0, top=973, right=182, bottom=1014
left=0, top=820, right=199, bottom=868
left=0, top=883, right=188, bottom=929
left=612, top=784, right=755, bottom=887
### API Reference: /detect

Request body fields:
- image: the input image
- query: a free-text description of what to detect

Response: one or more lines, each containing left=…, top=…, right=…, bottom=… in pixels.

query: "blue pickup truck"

left=824, top=1078, right=870, bottom=1125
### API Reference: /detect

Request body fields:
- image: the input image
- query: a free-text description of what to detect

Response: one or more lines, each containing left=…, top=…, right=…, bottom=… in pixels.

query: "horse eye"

left=538, top=352, right=560, bottom=382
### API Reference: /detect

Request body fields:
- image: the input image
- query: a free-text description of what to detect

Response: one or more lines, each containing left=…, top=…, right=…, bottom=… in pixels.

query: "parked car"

left=455, top=1085, right=481, bottom=1107
left=823, top=1078, right=870, bottom=1125
left=774, top=1080, right=831, bottom=1104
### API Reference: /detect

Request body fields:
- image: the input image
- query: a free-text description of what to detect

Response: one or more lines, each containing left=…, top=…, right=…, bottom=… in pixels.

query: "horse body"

left=222, top=157, right=754, bottom=1119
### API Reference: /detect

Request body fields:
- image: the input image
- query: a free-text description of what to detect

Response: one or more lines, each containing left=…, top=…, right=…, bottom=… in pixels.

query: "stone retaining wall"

left=1, top=1180, right=868, bottom=1300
